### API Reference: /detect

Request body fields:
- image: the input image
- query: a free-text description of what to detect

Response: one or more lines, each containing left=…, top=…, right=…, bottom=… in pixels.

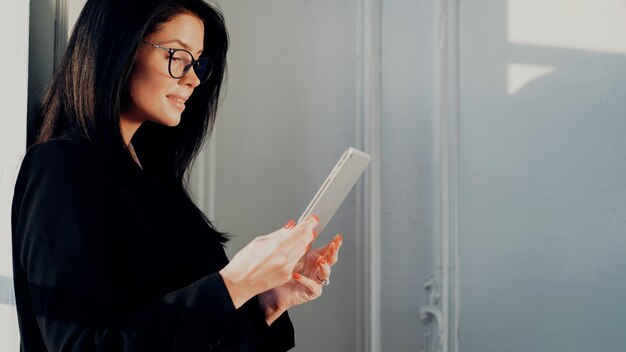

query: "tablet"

left=297, top=147, right=371, bottom=236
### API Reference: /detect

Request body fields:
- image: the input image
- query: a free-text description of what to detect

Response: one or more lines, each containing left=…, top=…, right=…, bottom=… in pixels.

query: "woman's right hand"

left=218, top=215, right=319, bottom=308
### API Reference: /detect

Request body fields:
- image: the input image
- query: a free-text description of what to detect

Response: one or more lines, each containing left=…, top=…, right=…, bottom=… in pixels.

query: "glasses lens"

left=169, top=50, right=193, bottom=78
left=193, top=57, right=212, bottom=84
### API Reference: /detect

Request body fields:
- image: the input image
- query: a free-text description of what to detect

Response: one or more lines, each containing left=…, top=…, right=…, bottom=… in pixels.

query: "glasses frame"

left=141, top=40, right=211, bottom=84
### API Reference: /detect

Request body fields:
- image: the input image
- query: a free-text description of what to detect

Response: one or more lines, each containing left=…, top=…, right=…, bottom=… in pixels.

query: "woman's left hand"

left=258, top=232, right=343, bottom=325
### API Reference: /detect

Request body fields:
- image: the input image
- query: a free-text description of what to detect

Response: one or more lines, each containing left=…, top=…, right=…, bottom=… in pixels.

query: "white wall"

left=192, top=1, right=435, bottom=351
left=458, top=0, right=626, bottom=350
left=196, top=1, right=626, bottom=351
left=0, top=1, right=30, bottom=350
left=198, top=2, right=362, bottom=350
left=380, top=0, right=436, bottom=351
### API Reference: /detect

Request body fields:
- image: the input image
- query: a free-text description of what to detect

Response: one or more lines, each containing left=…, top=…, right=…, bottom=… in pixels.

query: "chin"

left=165, top=118, right=182, bottom=127
left=154, top=114, right=182, bottom=127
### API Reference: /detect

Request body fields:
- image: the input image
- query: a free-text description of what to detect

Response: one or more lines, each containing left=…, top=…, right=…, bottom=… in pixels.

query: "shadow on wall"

left=27, top=0, right=56, bottom=147
left=459, top=0, right=626, bottom=351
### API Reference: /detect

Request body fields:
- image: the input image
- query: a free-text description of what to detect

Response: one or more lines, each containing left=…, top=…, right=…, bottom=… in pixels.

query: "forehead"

left=148, top=13, right=205, bottom=51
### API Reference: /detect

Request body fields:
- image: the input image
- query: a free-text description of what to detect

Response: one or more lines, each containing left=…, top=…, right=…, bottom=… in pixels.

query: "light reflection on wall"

left=507, top=63, right=555, bottom=95
left=508, top=0, right=626, bottom=55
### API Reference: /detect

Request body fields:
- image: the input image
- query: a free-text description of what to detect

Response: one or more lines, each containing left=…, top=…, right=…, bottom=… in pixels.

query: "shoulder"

left=12, top=137, right=108, bottom=224
left=25, top=137, right=92, bottom=164
left=17, top=137, right=103, bottom=187
left=24, top=136, right=104, bottom=172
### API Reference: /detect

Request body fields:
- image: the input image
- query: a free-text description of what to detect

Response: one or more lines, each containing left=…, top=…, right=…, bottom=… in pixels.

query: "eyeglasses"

left=141, top=40, right=212, bottom=84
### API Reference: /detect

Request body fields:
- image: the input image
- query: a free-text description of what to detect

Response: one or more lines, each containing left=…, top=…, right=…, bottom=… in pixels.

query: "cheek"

left=127, top=66, right=168, bottom=114
left=125, top=62, right=182, bottom=127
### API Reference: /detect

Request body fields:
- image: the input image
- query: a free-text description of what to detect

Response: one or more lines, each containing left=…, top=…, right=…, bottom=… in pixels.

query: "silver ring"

left=317, top=273, right=330, bottom=286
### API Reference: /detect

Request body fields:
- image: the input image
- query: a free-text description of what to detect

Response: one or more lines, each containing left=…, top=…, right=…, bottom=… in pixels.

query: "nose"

left=180, top=67, right=201, bottom=88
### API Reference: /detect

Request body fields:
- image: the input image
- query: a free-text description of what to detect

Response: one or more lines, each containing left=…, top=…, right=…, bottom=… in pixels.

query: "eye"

left=171, top=51, right=192, bottom=66
left=170, top=52, right=183, bottom=62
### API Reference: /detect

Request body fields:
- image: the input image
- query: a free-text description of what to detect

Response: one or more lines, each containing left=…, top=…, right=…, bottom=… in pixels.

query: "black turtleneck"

left=11, top=137, right=294, bottom=351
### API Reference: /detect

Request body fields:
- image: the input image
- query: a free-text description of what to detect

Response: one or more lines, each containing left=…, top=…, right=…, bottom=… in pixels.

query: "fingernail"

left=293, top=273, right=301, bottom=280
left=309, top=214, right=319, bottom=222
left=312, top=229, right=318, bottom=239
left=284, top=219, right=296, bottom=229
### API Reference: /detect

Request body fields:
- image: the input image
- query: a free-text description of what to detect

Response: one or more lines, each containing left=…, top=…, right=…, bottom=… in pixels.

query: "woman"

left=11, top=0, right=342, bottom=350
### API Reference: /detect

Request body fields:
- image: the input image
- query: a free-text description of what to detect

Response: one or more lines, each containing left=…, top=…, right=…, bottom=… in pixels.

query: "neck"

left=119, top=115, right=145, bottom=169
left=119, top=115, right=143, bottom=147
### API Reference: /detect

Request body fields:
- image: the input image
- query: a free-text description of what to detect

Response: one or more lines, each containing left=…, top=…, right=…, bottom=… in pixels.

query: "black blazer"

left=11, top=137, right=294, bottom=351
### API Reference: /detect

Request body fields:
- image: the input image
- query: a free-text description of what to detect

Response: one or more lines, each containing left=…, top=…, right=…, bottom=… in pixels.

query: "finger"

left=313, top=233, right=340, bottom=256
left=290, top=216, right=320, bottom=256
left=325, top=243, right=337, bottom=265
left=317, top=257, right=332, bottom=281
left=270, top=219, right=296, bottom=237
left=277, top=215, right=318, bottom=257
left=293, top=214, right=319, bottom=241
left=312, top=240, right=331, bottom=257
left=321, top=234, right=341, bottom=265
left=283, top=219, right=296, bottom=230
left=335, top=234, right=343, bottom=247
left=293, top=273, right=323, bottom=297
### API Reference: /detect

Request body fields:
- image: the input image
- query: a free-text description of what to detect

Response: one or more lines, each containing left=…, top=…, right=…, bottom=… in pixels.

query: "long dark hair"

left=36, top=0, right=229, bottom=241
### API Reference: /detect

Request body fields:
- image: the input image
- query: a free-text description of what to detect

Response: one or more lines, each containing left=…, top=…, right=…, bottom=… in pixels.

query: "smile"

left=167, top=95, right=186, bottom=110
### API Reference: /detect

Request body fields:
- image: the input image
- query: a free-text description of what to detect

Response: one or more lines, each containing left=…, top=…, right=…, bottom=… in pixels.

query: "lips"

left=168, top=96, right=186, bottom=103
left=167, top=94, right=188, bottom=110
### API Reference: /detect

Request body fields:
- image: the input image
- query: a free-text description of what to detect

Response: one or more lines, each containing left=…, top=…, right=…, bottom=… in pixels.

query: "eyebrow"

left=160, top=39, right=203, bottom=56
